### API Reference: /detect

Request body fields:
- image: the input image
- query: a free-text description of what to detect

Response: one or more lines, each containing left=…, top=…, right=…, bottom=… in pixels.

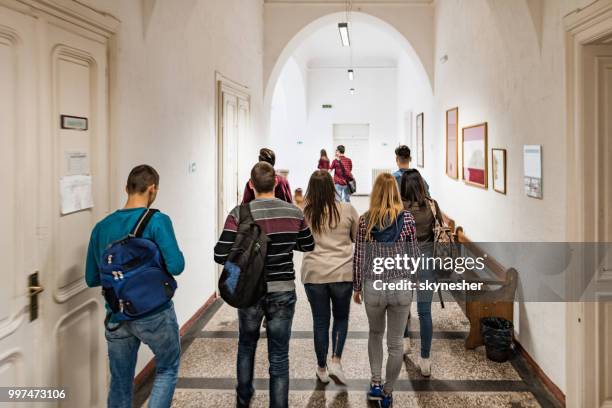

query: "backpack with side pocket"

left=218, top=204, right=269, bottom=308
left=100, top=208, right=177, bottom=321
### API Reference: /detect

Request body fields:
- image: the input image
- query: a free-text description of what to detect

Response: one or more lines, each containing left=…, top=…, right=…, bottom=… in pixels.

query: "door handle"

left=29, top=286, right=44, bottom=296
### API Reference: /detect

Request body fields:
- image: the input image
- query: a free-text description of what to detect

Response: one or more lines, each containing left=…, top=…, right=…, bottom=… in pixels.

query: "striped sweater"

left=214, top=198, right=315, bottom=292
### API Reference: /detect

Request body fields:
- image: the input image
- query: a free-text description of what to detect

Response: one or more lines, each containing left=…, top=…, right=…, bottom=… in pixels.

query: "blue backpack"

left=100, top=208, right=177, bottom=322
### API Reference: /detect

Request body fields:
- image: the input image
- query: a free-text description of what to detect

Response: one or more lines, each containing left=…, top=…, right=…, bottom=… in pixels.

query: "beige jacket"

left=300, top=202, right=359, bottom=284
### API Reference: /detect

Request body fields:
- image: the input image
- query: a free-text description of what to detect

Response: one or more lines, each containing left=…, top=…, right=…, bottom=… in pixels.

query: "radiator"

left=371, top=168, right=394, bottom=182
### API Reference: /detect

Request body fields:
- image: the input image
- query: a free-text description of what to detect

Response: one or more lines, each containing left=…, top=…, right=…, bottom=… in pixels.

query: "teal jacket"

left=85, top=208, right=185, bottom=318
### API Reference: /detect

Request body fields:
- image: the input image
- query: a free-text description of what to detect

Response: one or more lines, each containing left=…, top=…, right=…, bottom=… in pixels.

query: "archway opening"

left=265, top=11, right=433, bottom=195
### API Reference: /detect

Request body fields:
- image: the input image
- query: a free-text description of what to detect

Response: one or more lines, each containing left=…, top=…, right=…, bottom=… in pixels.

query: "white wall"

left=81, top=0, right=265, bottom=373
left=428, top=0, right=595, bottom=393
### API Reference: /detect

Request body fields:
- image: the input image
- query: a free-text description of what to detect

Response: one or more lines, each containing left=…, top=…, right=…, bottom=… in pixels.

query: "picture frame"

left=462, top=122, right=488, bottom=189
left=416, top=112, right=424, bottom=168
left=523, top=145, right=542, bottom=199
left=492, top=148, right=506, bottom=194
left=446, top=107, right=459, bottom=179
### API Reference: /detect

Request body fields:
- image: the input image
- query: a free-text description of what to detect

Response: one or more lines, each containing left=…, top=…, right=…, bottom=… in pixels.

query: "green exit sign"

left=322, top=104, right=333, bottom=109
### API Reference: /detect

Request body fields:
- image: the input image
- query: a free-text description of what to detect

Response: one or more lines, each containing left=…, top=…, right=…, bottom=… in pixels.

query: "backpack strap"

left=130, top=208, right=160, bottom=237
left=238, top=203, right=255, bottom=225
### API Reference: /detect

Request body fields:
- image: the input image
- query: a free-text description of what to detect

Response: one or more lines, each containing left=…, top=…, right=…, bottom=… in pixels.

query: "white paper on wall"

left=66, top=151, right=89, bottom=176
left=60, top=175, right=94, bottom=215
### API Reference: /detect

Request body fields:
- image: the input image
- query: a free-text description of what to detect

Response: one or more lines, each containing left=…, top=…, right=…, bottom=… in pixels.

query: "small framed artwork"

left=60, top=115, right=88, bottom=131
left=416, top=112, right=424, bottom=168
left=462, top=122, right=488, bottom=188
left=446, top=107, right=459, bottom=179
left=523, top=145, right=542, bottom=199
left=492, top=148, right=506, bottom=194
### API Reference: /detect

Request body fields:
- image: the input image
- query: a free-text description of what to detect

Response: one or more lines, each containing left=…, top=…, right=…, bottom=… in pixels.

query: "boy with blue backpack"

left=85, top=165, right=185, bottom=408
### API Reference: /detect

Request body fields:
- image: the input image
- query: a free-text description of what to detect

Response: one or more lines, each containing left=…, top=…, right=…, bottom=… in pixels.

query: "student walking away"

left=85, top=165, right=185, bottom=408
left=301, top=170, right=359, bottom=385
left=353, top=173, right=419, bottom=408
left=329, top=145, right=354, bottom=202
left=318, top=148, right=330, bottom=171
left=242, top=148, right=293, bottom=204
left=400, top=169, right=436, bottom=377
left=214, top=161, right=315, bottom=408
left=393, top=145, right=430, bottom=196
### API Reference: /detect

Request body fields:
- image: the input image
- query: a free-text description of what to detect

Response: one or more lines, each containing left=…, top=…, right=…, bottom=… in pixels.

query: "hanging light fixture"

left=348, top=69, right=354, bottom=81
left=338, top=22, right=350, bottom=47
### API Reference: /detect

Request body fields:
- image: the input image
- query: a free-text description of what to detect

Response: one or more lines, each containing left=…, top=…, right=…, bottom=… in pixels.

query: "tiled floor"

left=136, top=197, right=561, bottom=407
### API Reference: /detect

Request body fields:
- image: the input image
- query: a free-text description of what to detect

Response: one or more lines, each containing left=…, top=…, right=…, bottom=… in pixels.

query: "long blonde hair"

left=365, top=173, right=404, bottom=238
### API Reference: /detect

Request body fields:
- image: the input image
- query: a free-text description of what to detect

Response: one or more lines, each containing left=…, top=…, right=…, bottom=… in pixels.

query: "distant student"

left=353, top=173, right=419, bottom=408
left=85, top=165, right=185, bottom=408
left=400, top=169, right=436, bottom=377
left=301, top=170, right=359, bottom=385
left=393, top=145, right=430, bottom=196
left=318, top=149, right=330, bottom=171
left=294, top=188, right=304, bottom=209
left=214, top=162, right=315, bottom=408
left=329, top=145, right=353, bottom=202
left=242, top=148, right=293, bottom=204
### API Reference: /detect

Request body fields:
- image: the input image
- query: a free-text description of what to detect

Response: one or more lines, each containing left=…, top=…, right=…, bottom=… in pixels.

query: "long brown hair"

left=365, top=173, right=404, bottom=238
left=320, top=149, right=329, bottom=160
left=304, top=170, right=340, bottom=234
left=400, top=169, right=427, bottom=207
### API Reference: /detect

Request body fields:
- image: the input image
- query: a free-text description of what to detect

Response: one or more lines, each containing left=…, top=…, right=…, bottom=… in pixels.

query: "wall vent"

left=372, top=168, right=394, bottom=183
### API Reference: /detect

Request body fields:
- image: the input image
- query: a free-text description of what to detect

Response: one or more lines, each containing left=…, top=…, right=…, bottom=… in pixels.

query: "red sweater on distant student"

left=318, top=158, right=330, bottom=170
left=330, top=156, right=353, bottom=186
left=241, top=174, right=293, bottom=204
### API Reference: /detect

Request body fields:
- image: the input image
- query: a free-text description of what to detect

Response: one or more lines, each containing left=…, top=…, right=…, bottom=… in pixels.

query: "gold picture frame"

left=462, top=122, right=488, bottom=189
left=445, top=107, right=459, bottom=179
left=492, top=148, right=507, bottom=194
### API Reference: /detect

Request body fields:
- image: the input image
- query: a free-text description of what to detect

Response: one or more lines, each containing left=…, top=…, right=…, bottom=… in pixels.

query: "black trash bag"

left=480, top=317, right=513, bottom=363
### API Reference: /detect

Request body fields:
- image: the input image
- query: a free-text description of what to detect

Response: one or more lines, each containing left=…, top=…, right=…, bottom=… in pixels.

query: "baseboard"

left=514, top=339, right=566, bottom=406
left=133, top=293, right=218, bottom=388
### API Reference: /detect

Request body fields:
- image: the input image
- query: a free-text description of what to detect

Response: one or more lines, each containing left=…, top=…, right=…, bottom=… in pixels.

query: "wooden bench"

left=441, top=214, right=518, bottom=349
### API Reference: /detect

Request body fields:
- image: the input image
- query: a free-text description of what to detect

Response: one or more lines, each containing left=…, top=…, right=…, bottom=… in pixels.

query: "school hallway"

left=1, top=0, right=611, bottom=407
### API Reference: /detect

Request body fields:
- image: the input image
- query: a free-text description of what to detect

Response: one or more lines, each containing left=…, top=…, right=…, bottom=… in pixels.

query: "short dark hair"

left=258, top=148, right=276, bottom=166
left=250, top=162, right=276, bottom=193
left=395, top=145, right=411, bottom=163
left=336, top=145, right=345, bottom=154
left=127, top=165, right=159, bottom=194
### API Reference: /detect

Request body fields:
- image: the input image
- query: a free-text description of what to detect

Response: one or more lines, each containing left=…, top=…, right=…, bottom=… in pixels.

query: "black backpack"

left=218, top=204, right=269, bottom=308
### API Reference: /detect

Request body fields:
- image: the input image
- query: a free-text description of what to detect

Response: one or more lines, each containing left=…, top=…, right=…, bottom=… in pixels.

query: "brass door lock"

left=28, top=272, right=44, bottom=321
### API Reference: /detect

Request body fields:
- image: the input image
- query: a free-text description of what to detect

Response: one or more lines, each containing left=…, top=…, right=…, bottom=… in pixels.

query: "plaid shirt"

left=330, top=156, right=353, bottom=186
left=352, top=211, right=419, bottom=292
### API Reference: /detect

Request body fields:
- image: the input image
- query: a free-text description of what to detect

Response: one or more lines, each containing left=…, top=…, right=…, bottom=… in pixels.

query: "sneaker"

left=328, top=360, right=347, bottom=385
left=381, top=392, right=393, bottom=408
left=316, top=367, right=330, bottom=384
left=367, top=383, right=384, bottom=401
left=420, top=357, right=431, bottom=377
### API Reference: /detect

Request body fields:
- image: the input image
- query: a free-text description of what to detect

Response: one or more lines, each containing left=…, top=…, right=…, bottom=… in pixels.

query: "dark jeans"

left=237, top=290, right=296, bottom=408
left=105, top=303, right=180, bottom=408
left=304, top=282, right=352, bottom=368
left=404, top=257, right=434, bottom=359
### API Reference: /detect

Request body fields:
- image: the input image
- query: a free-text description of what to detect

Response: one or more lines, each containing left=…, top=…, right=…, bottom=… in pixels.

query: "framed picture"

left=462, top=122, right=488, bottom=188
left=446, top=107, right=459, bottom=179
left=492, top=148, right=506, bottom=194
left=523, top=145, right=542, bottom=199
left=416, top=112, right=424, bottom=168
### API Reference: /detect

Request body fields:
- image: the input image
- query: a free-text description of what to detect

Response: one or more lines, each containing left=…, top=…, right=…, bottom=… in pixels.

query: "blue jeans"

left=105, top=303, right=180, bottom=408
left=335, top=184, right=351, bottom=202
left=237, top=290, right=296, bottom=408
left=304, top=282, right=352, bottom=368
left=404, top=258, right=434, bottom=359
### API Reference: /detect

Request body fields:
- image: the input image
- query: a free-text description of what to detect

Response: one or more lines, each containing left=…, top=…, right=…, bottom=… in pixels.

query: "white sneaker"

left=328, top=361, right=347, bottom=385
left=420, top=358, right=431, bottom=377
left=316, top=367, right=330, bottom=383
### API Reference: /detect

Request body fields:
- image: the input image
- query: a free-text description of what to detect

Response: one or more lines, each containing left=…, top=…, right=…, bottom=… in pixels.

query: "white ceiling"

left=292, top=19, right=405, bottom=68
